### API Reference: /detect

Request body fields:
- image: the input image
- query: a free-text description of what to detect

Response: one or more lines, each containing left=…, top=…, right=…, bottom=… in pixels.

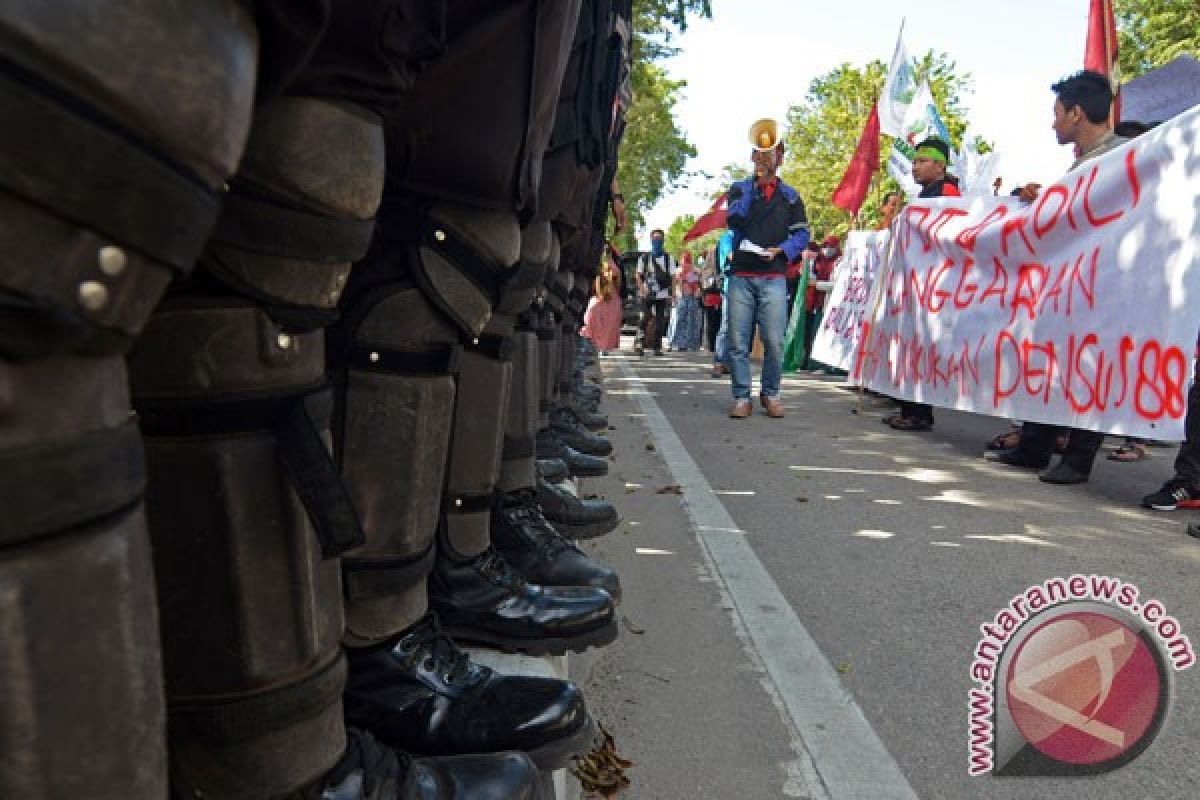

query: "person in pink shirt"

left=582, top=248, right=623, bottom=355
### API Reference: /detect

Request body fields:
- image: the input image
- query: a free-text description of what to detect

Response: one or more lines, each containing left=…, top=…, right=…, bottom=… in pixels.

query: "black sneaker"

left=1142, top=478, right=1200, bottom=511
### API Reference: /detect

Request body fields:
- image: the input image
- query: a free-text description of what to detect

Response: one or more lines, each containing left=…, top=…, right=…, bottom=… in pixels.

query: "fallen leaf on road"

left=656, top=484, right=683, bottom=495
left=796, top=497, right=809, bottom=503
left=621, top=615, right=646, bottom=635
left=836, top=662, right=852, bottom=675
left=572, top=723, right=633, bottom=799
left=644, top=442, right=656, bottom=451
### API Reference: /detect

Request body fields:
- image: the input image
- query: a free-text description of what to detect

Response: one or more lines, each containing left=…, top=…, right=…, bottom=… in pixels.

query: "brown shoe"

left=729, top=400, right=752, bottom=419
left=761, top=395, right=785, bottom=418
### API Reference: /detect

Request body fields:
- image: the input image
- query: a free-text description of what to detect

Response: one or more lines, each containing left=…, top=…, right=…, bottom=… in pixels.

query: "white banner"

left=851, top=105, right=1200, bottom=440
left=810, top=231, right=890, bottom=372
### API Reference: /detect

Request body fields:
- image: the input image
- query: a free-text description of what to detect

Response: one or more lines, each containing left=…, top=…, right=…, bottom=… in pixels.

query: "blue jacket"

left=725, top=177, right=810, bottom=272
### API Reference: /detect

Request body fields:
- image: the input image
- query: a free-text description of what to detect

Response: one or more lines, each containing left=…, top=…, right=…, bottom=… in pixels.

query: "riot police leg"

left=0, top=4, right=257, bottom=795
left=333, top=202, right=606, bottom=768
left=481, top=226, right=620, bottom=597
left=127, top=95, right=384, bottom=798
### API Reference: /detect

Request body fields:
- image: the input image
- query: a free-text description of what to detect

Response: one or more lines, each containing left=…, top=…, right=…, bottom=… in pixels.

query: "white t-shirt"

left=638, top=253, right=677, bottom=300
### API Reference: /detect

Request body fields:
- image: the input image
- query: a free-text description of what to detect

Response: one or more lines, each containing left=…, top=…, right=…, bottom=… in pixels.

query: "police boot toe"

left=429, top=548, right=617, bottom=656
left=313, top=728, right=542, bottom=800
left=562, top=402, right=608, bottom=431
left=536, top=458, right=570, bottom=484
left=536, top=430, right=608, bottom=478
left=343, top=616, right=594, bottom=771
left=550, top=413, right=613, bottom=457
left=494, top=491, right=622, bottom=599
left=535, top=479, right=619, bottom=540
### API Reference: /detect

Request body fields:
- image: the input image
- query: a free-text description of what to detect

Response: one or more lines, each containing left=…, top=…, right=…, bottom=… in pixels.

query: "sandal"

left=1108, top=443, right=1149, bottom=462
left=987, top=430, right=1021, bottom=450
left=888, top=416, right=932, bottom=432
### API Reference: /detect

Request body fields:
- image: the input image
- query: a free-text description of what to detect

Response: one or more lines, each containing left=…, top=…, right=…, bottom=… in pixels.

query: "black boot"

left=536, top=458, right=570, bottom=484
left=536, top=478, right=618, bottom=540
left=556, top=402, right=608, bottom=432
left=344, top=614, right=595, bottom=771
left=429, top=547, right=617, bottom=655
left=549, top=411, right=613, bottom=457
left=302, top=728, right=541, bottom=800
left=536, top=429, right=608, bottom=478
left=493, top=490, right=621, bottom=599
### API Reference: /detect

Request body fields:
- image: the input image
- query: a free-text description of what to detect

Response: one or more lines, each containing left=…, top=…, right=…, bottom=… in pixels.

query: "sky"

left=641, top=0, right=1096, bottom=243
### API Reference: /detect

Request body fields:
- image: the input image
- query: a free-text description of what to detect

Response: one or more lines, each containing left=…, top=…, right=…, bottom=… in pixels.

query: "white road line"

left=616, top=357, right=920, bottom=800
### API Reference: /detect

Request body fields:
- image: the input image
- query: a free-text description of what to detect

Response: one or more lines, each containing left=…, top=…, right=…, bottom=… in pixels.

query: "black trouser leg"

left=1062, top=428, right=1106, bottom=474
left=705, top=306, right=721, bottom=352
left=1017, top=422, right=1063, bottom=462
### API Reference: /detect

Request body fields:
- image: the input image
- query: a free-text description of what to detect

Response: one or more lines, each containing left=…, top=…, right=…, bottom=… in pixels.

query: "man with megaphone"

left=724, top=118, right=811, bottom=418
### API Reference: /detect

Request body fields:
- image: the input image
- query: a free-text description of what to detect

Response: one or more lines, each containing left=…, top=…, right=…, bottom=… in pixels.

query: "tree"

left=613, top=61, right=696, bottom=250
left=663, top=213, right=695, bottom=259
left=611, top=1, right=712, bottom=251
left=779, top=52, right=977, bottom=239
left=1116, top=0, right=1200, bottom=79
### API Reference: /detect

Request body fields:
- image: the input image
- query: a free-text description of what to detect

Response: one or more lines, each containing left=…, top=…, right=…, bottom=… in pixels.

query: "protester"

left=725, top=118, right=810, bottom=419
left=711, top=228, right=736, bottom=377
left=876, top=190, right=902, bottom=230
left=804, top=235, right=842, bottom=373
left=986, top=70, right=1129, bottom=484
left=669, top=251, right=704, bottom=351
left=886, top=137, right=961, bottom=431
left=701, top=245, right=725, bottom=355
left=635, top=228, right=677, bottom=356
left=582, top=249, right=623, bottom=355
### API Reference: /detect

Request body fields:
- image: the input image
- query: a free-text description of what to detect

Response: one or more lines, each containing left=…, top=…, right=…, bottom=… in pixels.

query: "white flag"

left=878, top=23, right=916, bottom=137
left=955, top=126, right=1001, bottom=198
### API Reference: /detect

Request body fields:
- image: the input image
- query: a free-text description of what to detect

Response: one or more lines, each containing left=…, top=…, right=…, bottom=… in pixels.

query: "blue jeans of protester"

left=728, top=274, right=787, bottom=400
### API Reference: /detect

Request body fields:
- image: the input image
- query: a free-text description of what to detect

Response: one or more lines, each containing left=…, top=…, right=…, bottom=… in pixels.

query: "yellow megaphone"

left=748, top=118, right=781, bottom=151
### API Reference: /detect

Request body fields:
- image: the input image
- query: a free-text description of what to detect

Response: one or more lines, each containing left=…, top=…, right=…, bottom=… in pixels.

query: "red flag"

left=831, top=102, right=881, bottom=215
left=1085, top=0, right=1121, bottom=122
left=683, top=193, right=727, bottom=242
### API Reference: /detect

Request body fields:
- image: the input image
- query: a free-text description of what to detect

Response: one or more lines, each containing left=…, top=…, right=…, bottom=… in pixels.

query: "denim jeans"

left=727, top=274, right=787, bottom=399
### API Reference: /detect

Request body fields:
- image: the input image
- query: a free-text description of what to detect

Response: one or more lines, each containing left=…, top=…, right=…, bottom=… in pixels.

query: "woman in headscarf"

left=668, top=250, right=704, bottom=351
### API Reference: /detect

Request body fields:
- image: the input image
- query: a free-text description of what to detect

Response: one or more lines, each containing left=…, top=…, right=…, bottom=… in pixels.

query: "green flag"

left=781, top=268, right=808, bottom=373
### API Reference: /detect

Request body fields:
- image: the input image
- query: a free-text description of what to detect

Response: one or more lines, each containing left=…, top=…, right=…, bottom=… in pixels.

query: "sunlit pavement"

left=569, top=338, right=1200, bottom=800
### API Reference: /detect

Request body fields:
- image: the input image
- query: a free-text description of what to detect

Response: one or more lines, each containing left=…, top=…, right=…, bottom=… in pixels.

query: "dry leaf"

left=656, top=484, right=683, bottom=495
left=572, top=722, right=634, bottom=798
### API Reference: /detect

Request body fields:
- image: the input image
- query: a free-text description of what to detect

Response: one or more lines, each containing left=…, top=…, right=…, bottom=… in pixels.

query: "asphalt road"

left=569, top=341, right=1200, bottom=800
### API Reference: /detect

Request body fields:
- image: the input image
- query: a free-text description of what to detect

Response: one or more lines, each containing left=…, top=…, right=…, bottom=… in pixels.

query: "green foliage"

left=664, top=214, right=695, bottom=258
left=614, top=60, right=696, bottom=249
left=777, top=51, right=977, bottom=238
left=611, top=1, right=711, bottom=251
left=1116, top=0, right=1200, bottom=78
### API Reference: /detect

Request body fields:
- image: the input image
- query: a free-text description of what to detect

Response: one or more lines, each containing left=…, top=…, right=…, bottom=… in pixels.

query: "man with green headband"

left=886, top=136, right=960, bottom=432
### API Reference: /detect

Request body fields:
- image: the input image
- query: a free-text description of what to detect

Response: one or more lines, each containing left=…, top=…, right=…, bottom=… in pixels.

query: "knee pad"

left=0, top=1, right=256, bottom=359
left=129, top=301, right=350, bottom=798
left=331, top=280, right=459, bottom=640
